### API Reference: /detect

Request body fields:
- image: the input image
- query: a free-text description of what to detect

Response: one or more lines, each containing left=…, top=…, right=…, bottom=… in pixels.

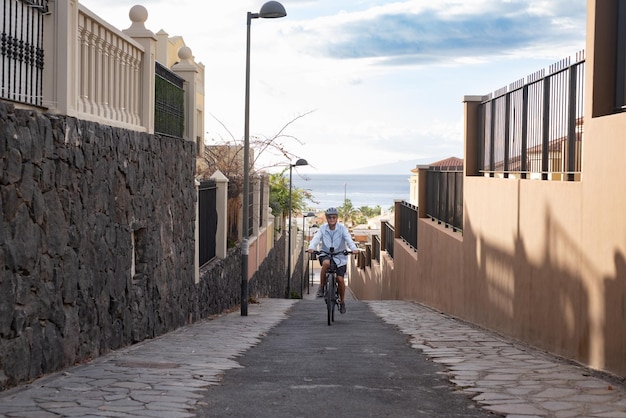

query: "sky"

left=79, top=0, right=587, bottom=175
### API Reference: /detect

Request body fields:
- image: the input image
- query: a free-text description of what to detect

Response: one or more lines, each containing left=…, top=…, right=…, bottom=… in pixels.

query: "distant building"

left=409, top=157, right=463, bottom=206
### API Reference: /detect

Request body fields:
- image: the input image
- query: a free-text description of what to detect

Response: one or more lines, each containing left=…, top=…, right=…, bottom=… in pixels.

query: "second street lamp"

left=286, top=158, right=308, bottom=298
left=241, top=1, right=286, bottom=316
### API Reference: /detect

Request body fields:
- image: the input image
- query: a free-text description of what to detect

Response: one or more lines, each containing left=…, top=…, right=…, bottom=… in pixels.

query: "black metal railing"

left=1, top=0, right=47, bottom=107
left=373, top=234, right=380, bottom=263
left=198, top=179, right=217, bottom=266
left=383, top=221, right=394, bottom=259
left=154, top=61, right=184, bottom=138
left=427, top=168, right=463, bottom=232
left=479, top=52, right=585, bottom=181
left=399, top=201, right=418, bottom=251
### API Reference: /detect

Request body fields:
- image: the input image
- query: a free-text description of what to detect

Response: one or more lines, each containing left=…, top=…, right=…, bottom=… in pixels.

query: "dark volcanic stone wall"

left=0, top=103, right=197, bottom=389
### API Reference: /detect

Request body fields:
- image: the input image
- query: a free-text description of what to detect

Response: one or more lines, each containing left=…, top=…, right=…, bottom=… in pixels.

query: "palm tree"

left=269, top=170, right=314, bottom=228
left=339, top=198, right=360, bottom=226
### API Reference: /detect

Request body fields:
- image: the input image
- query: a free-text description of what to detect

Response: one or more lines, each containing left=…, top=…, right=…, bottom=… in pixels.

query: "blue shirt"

left=308, top=223, right=357, bottom=267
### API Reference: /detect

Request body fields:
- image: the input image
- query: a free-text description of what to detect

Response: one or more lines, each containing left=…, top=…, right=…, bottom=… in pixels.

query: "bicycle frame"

left=315, top=247, right=349, bottom=326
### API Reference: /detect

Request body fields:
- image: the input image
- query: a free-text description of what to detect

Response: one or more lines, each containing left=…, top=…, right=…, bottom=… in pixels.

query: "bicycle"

left=313, top=247, right=352, bottom=326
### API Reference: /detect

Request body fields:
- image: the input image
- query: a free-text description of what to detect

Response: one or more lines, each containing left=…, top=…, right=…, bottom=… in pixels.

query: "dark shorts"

left=318, top=256, right=347, bottom=277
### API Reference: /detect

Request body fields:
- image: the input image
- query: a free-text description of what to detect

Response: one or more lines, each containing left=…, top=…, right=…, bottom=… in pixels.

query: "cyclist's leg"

left=336, top=264, right=347, bottom=302
left=320, top=259, right=330, bottom=286
left=317, top=258, right=330, bottom=296
left=336, top=275, right=346, bottom=302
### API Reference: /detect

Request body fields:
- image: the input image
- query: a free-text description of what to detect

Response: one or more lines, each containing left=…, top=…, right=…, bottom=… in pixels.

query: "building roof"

left=411, top=156, right=464, bottom=173
left=431, top=156, right=463, bottom=169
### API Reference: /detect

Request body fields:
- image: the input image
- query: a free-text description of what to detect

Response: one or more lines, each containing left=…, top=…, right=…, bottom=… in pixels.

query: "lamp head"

left=294, top=158, right=308, bottom=167
left=259, top=1, right=287, bottom=18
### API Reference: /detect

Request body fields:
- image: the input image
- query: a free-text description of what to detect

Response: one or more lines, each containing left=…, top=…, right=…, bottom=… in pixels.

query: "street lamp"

left=241, top=1, right=287, bottom=316
left=286, top=158, right=308, bottom=298
left=301, top=211, right=315, bottom=297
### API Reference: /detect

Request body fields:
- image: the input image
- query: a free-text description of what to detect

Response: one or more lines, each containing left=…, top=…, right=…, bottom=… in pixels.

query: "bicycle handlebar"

left=311, top=248, right=354, bottom=257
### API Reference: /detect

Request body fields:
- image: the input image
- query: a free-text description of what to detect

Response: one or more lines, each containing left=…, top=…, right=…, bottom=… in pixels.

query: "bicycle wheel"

left=331, top=277, right=337, bottom=322
left=327, top=273, right=335, bottom=326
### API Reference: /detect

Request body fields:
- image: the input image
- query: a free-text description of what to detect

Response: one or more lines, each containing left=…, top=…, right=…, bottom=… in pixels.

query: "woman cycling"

left=307, top=207, right=358, bottom=314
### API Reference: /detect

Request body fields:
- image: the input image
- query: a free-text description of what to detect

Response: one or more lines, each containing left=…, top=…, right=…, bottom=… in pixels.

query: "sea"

left=291, top=174, right=410, bottom=212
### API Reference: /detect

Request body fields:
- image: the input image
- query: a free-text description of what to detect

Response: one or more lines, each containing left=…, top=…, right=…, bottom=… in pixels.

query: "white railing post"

left=123, top=5, right=156, bottom=134
left=194, top=179, right=200, bottom=284
left=43, top=0, right=79, bottom=115
left=172, top=46, right=205, bottom=153
left=211, top=170, right=229, bottom=259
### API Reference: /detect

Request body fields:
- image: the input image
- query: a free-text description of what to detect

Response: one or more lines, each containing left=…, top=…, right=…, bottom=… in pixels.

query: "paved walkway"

left=0, top=285, right=625, bottom=417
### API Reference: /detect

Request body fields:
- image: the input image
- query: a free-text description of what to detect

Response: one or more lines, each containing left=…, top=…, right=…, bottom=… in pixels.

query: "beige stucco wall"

left=351, top=0, right=626, bottom=378
left=463, top=178, right=587, bottom=363
left=580, top=0, right=626, bottom=375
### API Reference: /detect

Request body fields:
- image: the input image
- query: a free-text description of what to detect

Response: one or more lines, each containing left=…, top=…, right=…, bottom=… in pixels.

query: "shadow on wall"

left=604, top=251, right=626, bottom=373
left=464, top=203, right=595, bottom=368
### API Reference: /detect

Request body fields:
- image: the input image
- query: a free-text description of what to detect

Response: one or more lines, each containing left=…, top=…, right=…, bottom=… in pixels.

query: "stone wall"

left=0, top=102, right=286, bottom=390
left=0, top=102, right=298, bottom=391
left=249, top=234, right=287, bottom=299
left=0, top=102, right=199, bottom=390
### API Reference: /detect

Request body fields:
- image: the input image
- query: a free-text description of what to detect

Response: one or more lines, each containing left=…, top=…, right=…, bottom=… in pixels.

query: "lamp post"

left=301, top=211, right=315, bottom=298
left=242, top=1, right=286, bottom=316
left=286, top=158, right=308, bottom=298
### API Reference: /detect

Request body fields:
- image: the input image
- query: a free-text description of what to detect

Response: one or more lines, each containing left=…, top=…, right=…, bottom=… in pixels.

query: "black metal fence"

left=383, top=221, right=394, bottom=259
left=480, top=52, right=585, bottom=181
left=373, top=234, right=380, bottom=263
left=427, top=168, right=463, bottom=232
left=399, top=201, right=418, bottom=251
left=198, top=179, right=217, bottom=266
left=154, top=61, right=184, bottom=138
left=259, top=178, right=265, bottom=228
left=1, top=0, right=47, bottom=107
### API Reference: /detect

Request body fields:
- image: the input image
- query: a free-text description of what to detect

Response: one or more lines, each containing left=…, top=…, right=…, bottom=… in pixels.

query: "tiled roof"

left=411, top=156, right=464, bottom=173
left=429, top=156, right=463, bottom=171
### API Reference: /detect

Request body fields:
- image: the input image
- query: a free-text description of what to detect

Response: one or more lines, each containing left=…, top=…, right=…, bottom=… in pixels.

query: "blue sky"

left=80, top=0, right=586, bottom=174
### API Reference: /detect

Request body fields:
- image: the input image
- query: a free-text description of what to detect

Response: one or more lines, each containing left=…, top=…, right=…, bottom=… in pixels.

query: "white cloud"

left=79, top=0, right=586, bottom=173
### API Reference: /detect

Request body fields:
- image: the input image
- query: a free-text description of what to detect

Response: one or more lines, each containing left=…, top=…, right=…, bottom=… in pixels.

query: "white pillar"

left=211, top=170, right=229, bottom=259
left=194, top=179, right=201, bottom=284
left=123, top=5, right=156, bottom=134
left=43, top=0, right=79, bottom=115
left=172, top=46, right=202, bottom=151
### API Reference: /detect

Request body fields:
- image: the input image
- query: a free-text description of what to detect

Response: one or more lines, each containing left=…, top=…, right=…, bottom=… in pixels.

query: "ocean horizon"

left=291, top=173, right=410, bottom=211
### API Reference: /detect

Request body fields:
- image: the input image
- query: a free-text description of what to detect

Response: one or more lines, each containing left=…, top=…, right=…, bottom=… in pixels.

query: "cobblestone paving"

left=368, top=301, right=626, bottom=418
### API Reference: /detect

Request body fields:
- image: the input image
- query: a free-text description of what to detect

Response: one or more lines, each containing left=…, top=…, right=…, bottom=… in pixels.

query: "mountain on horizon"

left=337, top=158, right=433, bottom=175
